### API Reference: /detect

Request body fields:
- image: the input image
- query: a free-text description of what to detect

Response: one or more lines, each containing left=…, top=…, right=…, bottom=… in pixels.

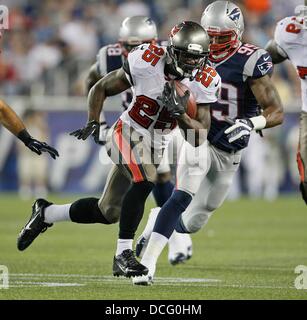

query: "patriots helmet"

left=119, top=16, right=158, bottom=56
left=201, top=1, right=244, bottom=62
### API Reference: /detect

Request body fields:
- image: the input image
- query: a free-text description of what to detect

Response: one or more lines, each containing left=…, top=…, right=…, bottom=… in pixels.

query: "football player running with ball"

left=134, top=0, right=284, bottom=285
left=17, top=21, right=221, bottom=278
left=265, top=4, right=307, bottom=204
left=74, top=21, right=220, bottom=278
left=16, top=17, right=171, bottom=250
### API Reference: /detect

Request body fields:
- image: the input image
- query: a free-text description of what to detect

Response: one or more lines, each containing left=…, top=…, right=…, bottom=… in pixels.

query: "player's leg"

left=297, top=111, right=307, bottom=204
left=152, top=144, right=174, bottom=207
left=135, top=127, right=184, bottom=257
left=16, top=164, right=131, bottom=251
left=177, top=146, right=241, bottom=234
left=135, top=128, right=189, bottom=261
left=135, top=151, right=173, bottom=258
left=111, top=120, right=161, bottom=277
left=135, top=139, right=210, bottom=284
left=17, top=123, right=132, bottom=251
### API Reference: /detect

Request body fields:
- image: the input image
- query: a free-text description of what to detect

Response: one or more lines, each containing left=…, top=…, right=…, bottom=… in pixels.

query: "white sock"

left=141, top=232, right=168, bottom=275
left=141, top=207, right=160, bottom=239
left=44, top=204, right=72, bottom=224
left=116, top=239, right=133, bottom=256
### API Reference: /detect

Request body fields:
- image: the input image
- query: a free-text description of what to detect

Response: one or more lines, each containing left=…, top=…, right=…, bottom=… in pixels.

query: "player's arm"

left=159, top=81, right=210, bottom=146
left=86, top=63, right=102, bottom=94
left=177, top=104, right=210, bottom=146
left=0, top=99, right=25, bottom=135
left=70, top=67, right=131, bottom=142
left=249, top=75, right=284, bottom=128
left=88, top=67, right=131, bottom=121
left=0, top=100, right=59, bottom=159
left=265, top=39, right=288, bottom=64
left=225, top=75, right=283, bottom=143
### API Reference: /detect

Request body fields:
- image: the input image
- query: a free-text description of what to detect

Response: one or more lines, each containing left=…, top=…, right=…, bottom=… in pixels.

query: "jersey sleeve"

left=273, top=18, right=291, bottom=58
left=96, top=46, right=108, bottom=76
left=185, top=69, right=221, bottom=105
left=243, top=49, right=274, bottom=79
left=126, top=44, right=167, bottom=83
left=122, top=58, right=134, bottom=85
left=196, top=73, right=221, bottom=104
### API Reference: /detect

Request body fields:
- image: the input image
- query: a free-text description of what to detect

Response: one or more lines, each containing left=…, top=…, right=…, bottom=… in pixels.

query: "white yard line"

left=8, top=273, right=296, bottom=290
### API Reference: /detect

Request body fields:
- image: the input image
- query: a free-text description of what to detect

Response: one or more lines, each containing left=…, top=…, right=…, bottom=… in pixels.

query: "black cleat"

left=113, top=249, right=148, bottom=278
left=17, top=198, right=53, bottom=251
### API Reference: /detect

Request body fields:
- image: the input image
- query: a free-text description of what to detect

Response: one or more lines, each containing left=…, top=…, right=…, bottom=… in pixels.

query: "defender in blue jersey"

left=134, top=1, right=284, bottom=285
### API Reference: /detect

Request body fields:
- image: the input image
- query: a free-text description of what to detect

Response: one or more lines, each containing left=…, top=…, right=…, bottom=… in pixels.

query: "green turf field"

left=0, top=193, right=306, bottom=300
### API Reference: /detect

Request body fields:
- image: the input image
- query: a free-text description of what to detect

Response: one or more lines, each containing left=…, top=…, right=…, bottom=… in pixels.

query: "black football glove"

left=70, top=120, right=100, bottom=144
left=27, top=139, right=59, bottom=159
left=18, top=129, right=59, bottom=159
left=157, top=81, right=190, bottom=118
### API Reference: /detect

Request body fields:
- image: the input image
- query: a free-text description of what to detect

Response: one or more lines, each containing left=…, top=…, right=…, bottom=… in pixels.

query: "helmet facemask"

left=207, top=28, right=241, bottom=62
left=167, top=43, right=209, bottom=80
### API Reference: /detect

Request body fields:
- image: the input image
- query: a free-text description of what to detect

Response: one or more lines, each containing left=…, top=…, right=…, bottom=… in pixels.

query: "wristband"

left=250, top=115, right=266, bottom=131
left=17, top=129, right=32, bottom=144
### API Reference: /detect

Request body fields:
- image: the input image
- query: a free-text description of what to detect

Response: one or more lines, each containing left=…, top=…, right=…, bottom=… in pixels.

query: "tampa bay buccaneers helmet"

left=167, top=21, right=210, bottom=79
left=201, top=1, right=244, bottom=62
left=119, top=16, right=158, bottom=56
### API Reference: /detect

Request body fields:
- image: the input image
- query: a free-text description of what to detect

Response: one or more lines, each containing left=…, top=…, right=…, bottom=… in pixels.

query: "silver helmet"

left=119, top=16, right=158, bottom=56
left=201, top=1, right=244, bottom=62
left=167, top=21, right=210, bottom=79
left=295, top=5, right=307, bottom=29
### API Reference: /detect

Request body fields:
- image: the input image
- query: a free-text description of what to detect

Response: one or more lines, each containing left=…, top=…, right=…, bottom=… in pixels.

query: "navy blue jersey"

left=96, top=43, right=131, bottom=110
left=207, top=43, right=273, bottom=153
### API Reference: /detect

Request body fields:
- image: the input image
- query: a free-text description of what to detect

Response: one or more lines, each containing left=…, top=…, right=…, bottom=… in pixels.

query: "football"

left=175, top=81, right=197, bottom=119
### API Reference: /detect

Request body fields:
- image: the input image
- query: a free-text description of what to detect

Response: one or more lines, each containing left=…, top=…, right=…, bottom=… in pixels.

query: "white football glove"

left=224, top=115, right=267, bottom=143
left=224, top=119, right=254, bottom=143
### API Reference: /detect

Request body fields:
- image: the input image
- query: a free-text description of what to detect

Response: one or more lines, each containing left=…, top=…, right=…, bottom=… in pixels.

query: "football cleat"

left=169, top=249, right=192, bottom=265
left=132, top=274, right=154, bottom=286
left=168, top=232, right=193, bottom=265
left=113, top=249, right=148, bottom=278
left=17, top=198, right=53, bottom=251
left=135, top=236, right=148, bottom=258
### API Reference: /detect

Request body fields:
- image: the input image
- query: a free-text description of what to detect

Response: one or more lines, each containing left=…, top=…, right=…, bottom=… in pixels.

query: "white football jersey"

left=274, top=16, right=307, bottom=111
left=120, top=43, right=221, bottom=147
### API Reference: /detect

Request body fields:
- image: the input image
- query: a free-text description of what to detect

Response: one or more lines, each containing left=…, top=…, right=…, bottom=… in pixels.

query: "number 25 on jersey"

left=142, top=44, right=164, bottom=66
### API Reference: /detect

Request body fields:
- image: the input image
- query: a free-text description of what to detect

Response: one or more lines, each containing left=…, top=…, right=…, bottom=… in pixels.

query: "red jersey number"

left=128, top=95, right=176, bottom=131
left=195, top=66, right=217, bottom=88
left=142, top=44, right=164, bottom=66
left=128, top=95, right=160, bottom=129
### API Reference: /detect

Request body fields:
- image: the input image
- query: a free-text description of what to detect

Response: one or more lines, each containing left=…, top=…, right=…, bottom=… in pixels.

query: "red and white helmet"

left=201, top=1, right=244, bottom=62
